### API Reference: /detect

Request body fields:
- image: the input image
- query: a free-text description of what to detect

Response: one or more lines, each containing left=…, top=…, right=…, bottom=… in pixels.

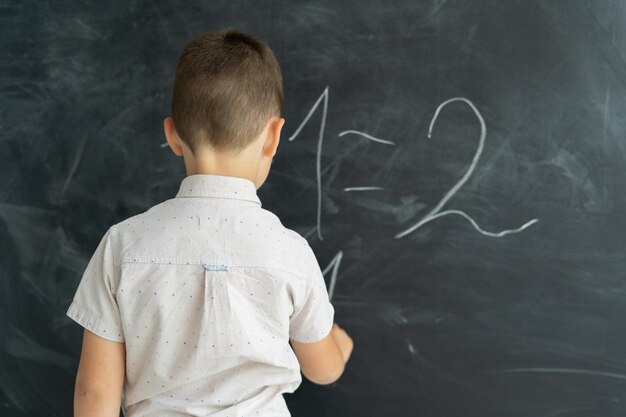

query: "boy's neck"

left=181, top=144, right=261, bottom=188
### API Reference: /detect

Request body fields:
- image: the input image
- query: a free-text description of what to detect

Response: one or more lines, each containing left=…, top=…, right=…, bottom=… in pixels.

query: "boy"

left=65, top=29, right=354, bottom=417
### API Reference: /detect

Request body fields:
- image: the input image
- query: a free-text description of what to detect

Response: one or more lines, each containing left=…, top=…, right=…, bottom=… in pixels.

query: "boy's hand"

left=330, top=323, right=354, bottom=364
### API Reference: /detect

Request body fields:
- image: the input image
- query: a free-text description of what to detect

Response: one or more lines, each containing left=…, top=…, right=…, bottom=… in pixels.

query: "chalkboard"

left=3, top=1, right=626, bottom=416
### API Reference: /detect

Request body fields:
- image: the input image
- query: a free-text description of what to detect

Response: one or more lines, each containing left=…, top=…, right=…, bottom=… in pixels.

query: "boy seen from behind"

left=66, top=29, right=354, bottom=417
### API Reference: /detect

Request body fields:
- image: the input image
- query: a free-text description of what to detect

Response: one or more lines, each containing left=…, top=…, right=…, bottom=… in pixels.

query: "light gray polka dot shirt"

left=65, top=174, right=335, bottom=417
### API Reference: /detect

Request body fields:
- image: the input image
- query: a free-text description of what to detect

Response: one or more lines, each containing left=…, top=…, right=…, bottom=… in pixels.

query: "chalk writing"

left=343, top=186, right=385, bottom=192
left=338, top=130, right=396, bottom=145
left=286, top=89, right=538, bottom=240
left=288, top=87, right=329, bottom=241
left=321, top=250, right=343, bottom=301
left=394, top=97, right=538, bottom=238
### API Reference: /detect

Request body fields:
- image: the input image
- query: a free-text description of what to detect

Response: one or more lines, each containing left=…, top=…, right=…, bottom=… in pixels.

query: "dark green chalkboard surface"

left=2, top=1, right=626, bottom=416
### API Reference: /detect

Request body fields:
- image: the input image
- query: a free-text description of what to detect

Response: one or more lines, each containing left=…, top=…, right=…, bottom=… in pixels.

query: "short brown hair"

left=171, top=29, right=284, bottom=154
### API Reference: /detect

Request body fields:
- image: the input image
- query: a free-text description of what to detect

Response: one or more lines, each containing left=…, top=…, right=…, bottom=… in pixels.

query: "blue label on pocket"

left=201, top=262, right=229, bottom=271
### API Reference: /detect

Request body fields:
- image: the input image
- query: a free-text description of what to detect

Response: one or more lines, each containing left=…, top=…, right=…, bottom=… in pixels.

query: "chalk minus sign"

left=343, top=186, right=385, bottom=192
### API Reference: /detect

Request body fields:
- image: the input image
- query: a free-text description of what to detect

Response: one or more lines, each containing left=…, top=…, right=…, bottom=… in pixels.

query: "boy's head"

left=163, top=29, right=285, bottom=189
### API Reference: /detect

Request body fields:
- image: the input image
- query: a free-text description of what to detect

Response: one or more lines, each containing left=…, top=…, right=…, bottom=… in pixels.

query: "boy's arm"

left=290, top=325, right=346, bottom=385
left=73, top=329, right=125, bottom=417
left=289, top=241, right=346, bottom=384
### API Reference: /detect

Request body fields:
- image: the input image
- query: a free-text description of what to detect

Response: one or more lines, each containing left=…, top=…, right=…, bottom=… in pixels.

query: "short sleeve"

left=289, top=243, right=335, bottom=343
left=65, top=226, right=125, bottom=342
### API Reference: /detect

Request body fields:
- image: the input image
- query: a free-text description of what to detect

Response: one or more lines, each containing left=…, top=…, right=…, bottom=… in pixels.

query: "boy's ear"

left=263, top=117, right=285, bottom=158
left=164, top=116, right=184, bottom=156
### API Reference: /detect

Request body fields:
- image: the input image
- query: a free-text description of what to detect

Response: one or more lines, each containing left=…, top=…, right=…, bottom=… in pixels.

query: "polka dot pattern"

left=65, top=174, right=335, bottom=416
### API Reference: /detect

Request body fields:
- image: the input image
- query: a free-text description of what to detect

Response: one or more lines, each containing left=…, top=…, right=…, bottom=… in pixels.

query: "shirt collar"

left=175, top=174, right=262, bottom=206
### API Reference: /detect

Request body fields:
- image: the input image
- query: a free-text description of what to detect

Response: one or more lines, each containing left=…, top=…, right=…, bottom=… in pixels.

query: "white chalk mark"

left=408, top=209, right=539, bottom=238
left=337, top=130, right=396, bottom=145
left=603, top=84, right=611, bottom=138
left=395, top=97, right=538, bottom=239
left=343, top=186, right=385, bottom=192
left=61, top=133, right=88, bottom=199
left=407, top=340, right=417, bottom=355
left=287, top=87, right=328, bottom=142
left=321, top=250, right=343, bottom=301
left=337, top=131, right=391, bottom=194
left=495, top=367, right=626, bottom=381
left=286, top=87, right=329, bottom=241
